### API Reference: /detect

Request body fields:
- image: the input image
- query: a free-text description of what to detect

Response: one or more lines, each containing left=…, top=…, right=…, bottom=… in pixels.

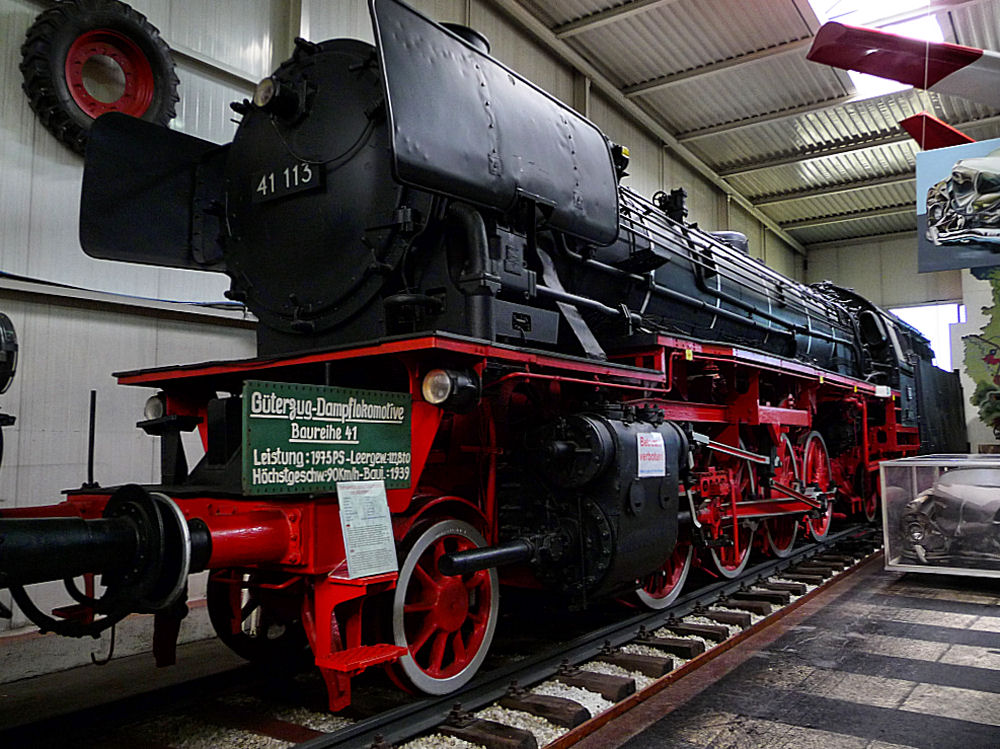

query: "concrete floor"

left=0, top=636, right=246, bottom=732
left=577, top=559, right=1000, bottom=749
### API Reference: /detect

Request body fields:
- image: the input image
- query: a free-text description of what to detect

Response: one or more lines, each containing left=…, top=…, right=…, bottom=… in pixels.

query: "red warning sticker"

left=637, top=432, right=666, bottom=477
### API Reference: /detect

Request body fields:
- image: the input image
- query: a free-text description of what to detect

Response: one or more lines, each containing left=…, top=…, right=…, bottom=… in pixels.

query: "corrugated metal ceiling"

left=504, top=0, right=1000, bottom=249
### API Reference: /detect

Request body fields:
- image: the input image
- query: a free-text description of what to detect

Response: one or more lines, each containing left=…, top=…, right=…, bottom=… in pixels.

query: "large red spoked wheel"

left=802, top=432, right=834, bottom=540
left=764, top=433, right=799, bottom=558
left=636, top=536, right=693, bottom=609
left=862, top=472, right=880, bottom=522
left=391, top=520, right=498, bottom=695
left=707, top=443, right=758, bottom=579
left=863, top=488, right=879, bottom=522
left=206, top=570, right=309, bottom=669
left=20, top=0, right=179, bottom=154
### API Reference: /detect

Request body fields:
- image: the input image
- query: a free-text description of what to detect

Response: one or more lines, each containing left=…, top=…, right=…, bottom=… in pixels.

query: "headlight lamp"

left=144, top=393, right=166, bottom=421
left=422, top=369, right=453, bottom=405
left=421, top=368, right=480, bottom=412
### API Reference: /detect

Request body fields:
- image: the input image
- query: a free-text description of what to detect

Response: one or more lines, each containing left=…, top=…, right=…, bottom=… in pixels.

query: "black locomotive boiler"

left=0, top=0, right=966, bottom=711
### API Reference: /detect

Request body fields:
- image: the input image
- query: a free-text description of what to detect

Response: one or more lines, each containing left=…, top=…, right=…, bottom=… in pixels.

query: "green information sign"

left=242, top=380, right=412, bottom=495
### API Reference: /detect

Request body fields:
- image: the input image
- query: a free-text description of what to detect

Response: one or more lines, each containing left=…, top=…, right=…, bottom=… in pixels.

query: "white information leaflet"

left=336, top=480, right=399, bottom=578
left=637, top=432, right=666, bottom=477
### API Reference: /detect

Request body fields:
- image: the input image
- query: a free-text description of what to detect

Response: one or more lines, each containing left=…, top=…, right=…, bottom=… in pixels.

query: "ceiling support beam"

left=573, top=71, right=591, bottom=118
left=624, top=38, right=814, bottom=97
left=806, top=229, right=916, bottom=250
left=754, top=173, right=915, bottom=206
left=491, top=0, right=807, bottom=256
left=719, top=113, right=1000, bottom=177
left=553, top=0, right=684, bottom=40
left=719, top=135, right=910, bottom=177
left=781, top=204, right=914, bottom=230
left=677, top=95, right=856, bottom=140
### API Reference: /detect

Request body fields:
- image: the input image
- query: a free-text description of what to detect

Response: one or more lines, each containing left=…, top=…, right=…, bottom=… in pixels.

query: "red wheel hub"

left=435, top=577, right=471, bottom=632
left=402, top=534, right=492, bottom=679
left=65, top=29, right=155, bottom=118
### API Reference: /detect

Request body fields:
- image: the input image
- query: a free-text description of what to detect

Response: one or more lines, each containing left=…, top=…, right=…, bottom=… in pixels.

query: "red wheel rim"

left=863, top=488, right=879, bottom=522
left=400, top=533, right=493, bottom=680
left=804, top=434, right=833, bottom=539
left=710, top=520, right=754, bottom=574
left=765, top=433, right=798, bottom=556
left=705, top=440, right=757, bottom=578
left=637, top=540, right=692, bottom=607
left=766, top=516, right=798, bottom=555
left=65, top=29, right=155, bottom=118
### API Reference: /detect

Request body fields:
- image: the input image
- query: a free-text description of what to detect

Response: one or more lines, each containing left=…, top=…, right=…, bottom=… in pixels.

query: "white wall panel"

left=1, top=0, right=243, bottom=303
left=166, top=0, right=288, bottom=78
left=127, top=0, right=289, bottom=76
left=170, top=61, right=249, bottom=144
left=1, top=1, right=49, bottom=280
left=471, top=0, right=573, bottom=106
left=588, top=90, right=661, bottom=201
left=303, top=0, right=464, bottom=43
left=302, top=0, right=374, bottom=42
left=806, top=235, right=962, bottom=308
left=0, top=296, right=255, bottom=635
left=765, top=230, right=800, bottom=280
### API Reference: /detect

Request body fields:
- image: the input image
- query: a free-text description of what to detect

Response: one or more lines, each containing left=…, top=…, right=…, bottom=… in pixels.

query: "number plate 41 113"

left=252, top=161, right=322, bottom=203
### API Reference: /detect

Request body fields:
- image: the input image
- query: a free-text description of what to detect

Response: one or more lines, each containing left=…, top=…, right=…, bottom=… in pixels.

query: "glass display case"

left=881, top=455, right=1000, bottom=577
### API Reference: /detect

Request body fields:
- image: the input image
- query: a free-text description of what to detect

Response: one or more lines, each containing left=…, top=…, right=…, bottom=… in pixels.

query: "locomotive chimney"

left=440, top=22, right=491, bottom=54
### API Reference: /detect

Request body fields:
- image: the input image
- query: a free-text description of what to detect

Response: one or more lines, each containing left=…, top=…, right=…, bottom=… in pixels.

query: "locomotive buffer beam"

left=0, top=485, right=293, bottom=639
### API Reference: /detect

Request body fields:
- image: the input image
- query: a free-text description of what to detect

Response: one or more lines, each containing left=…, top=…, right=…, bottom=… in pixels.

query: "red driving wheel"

left=636, top=536, right=693, bottom=609
left=803, top=432, right=834, bottom=540
left=764, top=432, right=799, bottom=557
left=390, top=519, right=498, bottom=695
left=705, top=440, right=758, bottom=579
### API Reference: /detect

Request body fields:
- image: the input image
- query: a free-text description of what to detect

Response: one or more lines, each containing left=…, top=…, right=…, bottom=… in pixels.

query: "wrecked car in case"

left=900, top=467, right=1000, bottom=569
left=926, top=150, right=1000, bottom=247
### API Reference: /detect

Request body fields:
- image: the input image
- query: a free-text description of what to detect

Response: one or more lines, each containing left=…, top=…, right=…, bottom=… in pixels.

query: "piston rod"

left=438, top=538, right=535, bottom=576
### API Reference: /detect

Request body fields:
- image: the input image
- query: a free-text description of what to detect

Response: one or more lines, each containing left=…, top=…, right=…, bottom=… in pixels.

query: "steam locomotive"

left=0, top=0, right=966, bottom=710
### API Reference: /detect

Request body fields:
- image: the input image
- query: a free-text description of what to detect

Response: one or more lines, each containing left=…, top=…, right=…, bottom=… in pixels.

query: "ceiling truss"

left=493, top=0, right=1000, bottom=253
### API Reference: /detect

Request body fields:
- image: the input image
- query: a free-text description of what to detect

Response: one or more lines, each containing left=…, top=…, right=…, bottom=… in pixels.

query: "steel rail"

left=296, top=524, right=878, bottom=748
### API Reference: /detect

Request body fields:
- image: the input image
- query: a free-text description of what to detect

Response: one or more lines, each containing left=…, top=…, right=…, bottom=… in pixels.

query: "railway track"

left=0, top=525, right=880, bottom=749
left=309, top=524, right=881, bottom=749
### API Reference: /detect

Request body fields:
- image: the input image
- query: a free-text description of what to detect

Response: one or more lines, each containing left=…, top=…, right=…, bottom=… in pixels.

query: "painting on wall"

left=964, top=268, right=1000, bottom=439
left=918, top=137, right=1000, bottom=273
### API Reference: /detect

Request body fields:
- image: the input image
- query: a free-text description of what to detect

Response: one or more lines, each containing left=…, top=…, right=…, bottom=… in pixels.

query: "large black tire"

left=20, top=0, right=179, bottom=154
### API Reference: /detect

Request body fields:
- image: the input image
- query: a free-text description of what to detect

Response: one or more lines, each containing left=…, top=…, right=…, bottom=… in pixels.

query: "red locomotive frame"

left=5, top=331, right=917, bottom=710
